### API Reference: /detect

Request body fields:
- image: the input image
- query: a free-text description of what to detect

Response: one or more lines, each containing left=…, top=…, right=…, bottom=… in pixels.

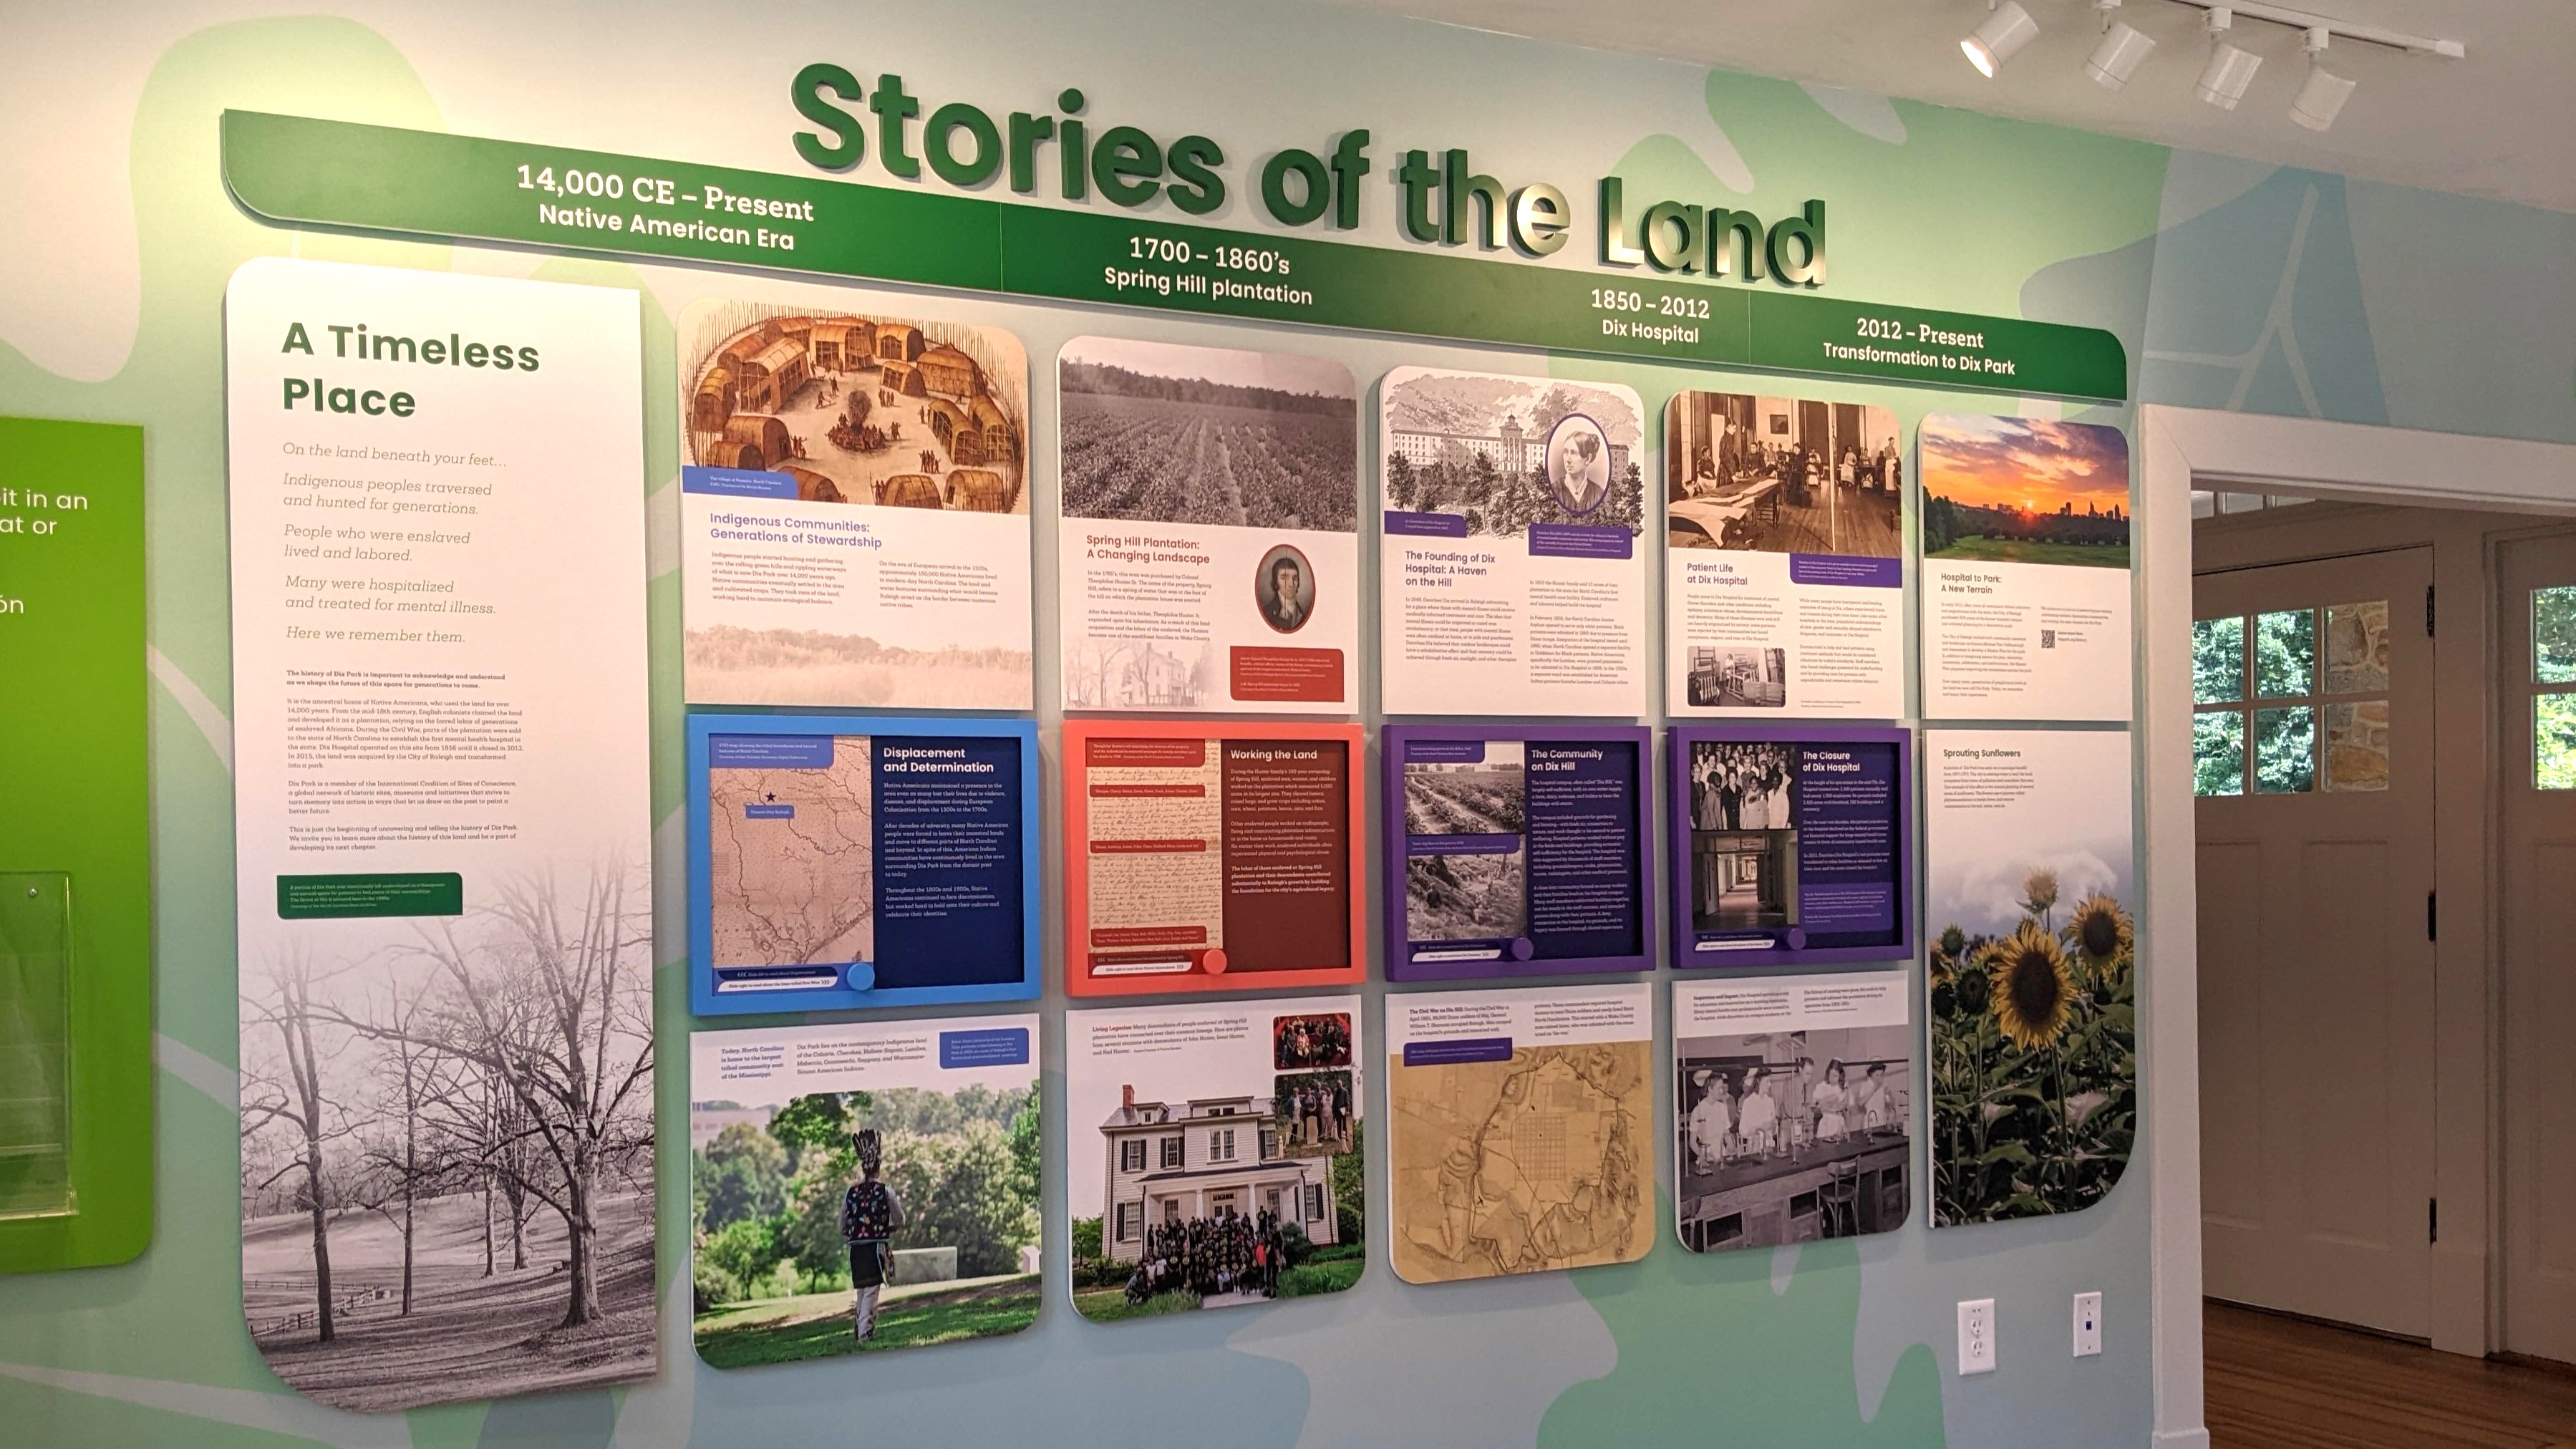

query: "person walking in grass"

left=840, top=1128, right=906, bottom=1345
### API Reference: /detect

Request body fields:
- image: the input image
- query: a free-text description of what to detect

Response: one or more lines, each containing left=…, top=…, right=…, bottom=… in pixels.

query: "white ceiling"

left=1328, top=0, right=2576, bottom=213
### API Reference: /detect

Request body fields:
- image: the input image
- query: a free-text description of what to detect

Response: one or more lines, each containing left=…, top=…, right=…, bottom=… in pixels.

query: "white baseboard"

left=2153, top=1430, right=2212, bottom=1449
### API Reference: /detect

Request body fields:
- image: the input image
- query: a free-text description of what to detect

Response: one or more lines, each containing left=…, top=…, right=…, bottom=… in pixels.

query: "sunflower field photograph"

left=1924, top=730, right=2137, bottom=1226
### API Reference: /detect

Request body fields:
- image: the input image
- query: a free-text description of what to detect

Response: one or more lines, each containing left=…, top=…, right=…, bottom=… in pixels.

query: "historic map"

left=1388, top=1041, right=1654, bottom=1283
left=708, top=735, right=876, bottom=966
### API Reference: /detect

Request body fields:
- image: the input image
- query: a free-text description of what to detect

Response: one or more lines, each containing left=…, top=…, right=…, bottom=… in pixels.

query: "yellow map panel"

left=708, top=736, right=876, bottom=966
left=1388, top=1042, right=1654, bottom=1284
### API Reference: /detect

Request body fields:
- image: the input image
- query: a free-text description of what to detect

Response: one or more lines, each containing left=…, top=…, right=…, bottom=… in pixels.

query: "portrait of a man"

left=1256, top=546, right=1315, bottom=634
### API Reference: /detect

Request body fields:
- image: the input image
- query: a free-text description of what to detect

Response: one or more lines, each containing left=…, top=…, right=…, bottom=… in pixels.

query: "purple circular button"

left=1509, top=937, right=1536, bottom=960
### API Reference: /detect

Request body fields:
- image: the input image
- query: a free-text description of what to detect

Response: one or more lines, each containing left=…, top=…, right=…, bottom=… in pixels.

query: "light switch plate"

left=1958, top=1298, right=1997, bottom=1375
left=2073, top=1291, right=2103, bottom=1357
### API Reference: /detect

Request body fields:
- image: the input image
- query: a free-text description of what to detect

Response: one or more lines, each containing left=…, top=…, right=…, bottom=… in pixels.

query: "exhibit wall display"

left=1383, top=724, right=1653, bottom=980
left=687, top=1014, right=1041, bottom=1367
left=1668, top=724, right=1914, bottom=969
left=1673, top=971, right=1914, bottom=1253
left=0, top=416, right=152, bottom=1274
left=1925, top=729, right=2137, bottom=1226
left=1376, top=367, right=1648, bottom=716
left=16, top=0, right=2575, bottom=1438
left=1062, top=719, right=1365, bottom=997
left=1065, top=996, right=1364, bottom=1320
left=1058, top=336, right=1359, bottom=713
left=684, top=714, right=1040, bottom=1015
left=1919, top=415, right=2134, bottom=722
left=677, top=294, right=1034, bottom=711
left=223, top=258, right=657, bottom=1409
left=1665, top=390, right=1904, bottom=719
left=1385, top=982, right=1655, bottom=1284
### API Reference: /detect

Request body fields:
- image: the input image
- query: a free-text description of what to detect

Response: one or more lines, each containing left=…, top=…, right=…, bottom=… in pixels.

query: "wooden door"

left=2499, top=533, right=2576, bottom=1367
left=2193, top=548, right=2436, bottom=1337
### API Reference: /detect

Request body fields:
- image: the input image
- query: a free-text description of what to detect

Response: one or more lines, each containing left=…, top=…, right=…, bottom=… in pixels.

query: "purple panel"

left=1665, top=724, right=1915, bottom=971
left=1403, top=1037, right=1515, bottom=1067
left=1385, top=510, right=1471, bottom=537
left=1788, top=553, right=1902, bottom=588
left=1528, top=523, right=1635, bottom=560
left=1383, top=724, right=1654, bottom=982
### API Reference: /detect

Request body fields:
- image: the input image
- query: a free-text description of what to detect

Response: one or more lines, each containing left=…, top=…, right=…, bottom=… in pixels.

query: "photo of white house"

left=1098, top=1087, right=1340, bottom=1262
left=1067, top=998, right=1367, bottom=1321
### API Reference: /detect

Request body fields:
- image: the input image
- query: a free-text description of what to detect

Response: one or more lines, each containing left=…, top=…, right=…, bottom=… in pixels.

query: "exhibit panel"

left=687, top=1014, right=1042, bottom=1367
left=224, top=258, right=657, bottom=1409
left=1667, top=725, right=1914, bottom=969
left=674, top=292, right=1035, bottom=712
left=684, top=713, right=1042, bottom=1015
left=1918, top=415, right=2134, bottom=722
left=1383, top=724, right=1653, bottom=980
left=1924, top=728, right=2137, bottom=1226
left=1057, top=337, right=1360, bottom=714
left=0, top=416, right=152, bottom=1274
left=1665, top=390, right=1906, bottom=719
left=1385, top=982, right=1655, bottom=1284
left=1673, top=971, right=1914, bottom=1254
left=1065, top=995, right=1364, bottom=1319
left=1377, top=367, right=1650, bottom=717
left=1062, top=719, right=1366, bottom=997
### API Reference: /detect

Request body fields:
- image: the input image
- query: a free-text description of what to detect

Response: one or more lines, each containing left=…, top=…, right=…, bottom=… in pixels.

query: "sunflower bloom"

left=2062, top=893, right=2134, bottom=976
left=1988, top=922, right=2076, bottom=1051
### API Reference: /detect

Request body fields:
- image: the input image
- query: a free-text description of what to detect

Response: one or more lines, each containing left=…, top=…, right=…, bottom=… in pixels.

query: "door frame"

left=2139, top=405, right=2576, bottom=1449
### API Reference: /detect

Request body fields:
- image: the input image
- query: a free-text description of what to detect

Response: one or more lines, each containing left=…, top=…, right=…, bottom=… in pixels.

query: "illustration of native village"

left=683, top=304, right=1030, bottom=515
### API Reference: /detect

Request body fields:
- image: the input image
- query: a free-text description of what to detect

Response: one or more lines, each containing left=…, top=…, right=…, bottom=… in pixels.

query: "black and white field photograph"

left=1403, top=742, right=1531, bottom=944
left=1058, top=336, right=1358, bottom=531
left=1675, top=1019, right=1912, bottom=1253
left=1665, top=391, right=1902, bottom=557
left=1685, top=645, right=1788, bottom=709
left=1379, top=367, right=1645, bottom=539
left=236, top=865, right=657, bottom=1410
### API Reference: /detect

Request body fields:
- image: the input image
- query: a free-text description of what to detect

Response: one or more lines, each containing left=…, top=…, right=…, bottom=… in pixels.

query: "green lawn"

left=1072, top=1253, right=1365, bottom=1321
left=1928, top=535, right=2129, bottom=568
left=1073, top=1285, right=1203, bottom=1322
left=694, top=1274, right=1039, bottom=1367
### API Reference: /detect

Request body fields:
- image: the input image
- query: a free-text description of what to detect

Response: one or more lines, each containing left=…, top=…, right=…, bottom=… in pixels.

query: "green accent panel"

left=220, top=111, right=2127, bottom=401
left=271, top=872, right=463, bottom=920
left=0, top=416, right=153, bottom=1274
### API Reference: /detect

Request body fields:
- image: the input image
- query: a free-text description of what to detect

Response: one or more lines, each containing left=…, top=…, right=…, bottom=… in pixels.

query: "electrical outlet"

left=1957, top=1298, right=1997, bottom=1375
left=2073, top=1292, right=2103, bottom=1357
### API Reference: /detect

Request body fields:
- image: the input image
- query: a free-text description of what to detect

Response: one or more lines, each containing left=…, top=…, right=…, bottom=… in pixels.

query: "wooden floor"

left=2207, top=1301, right=2576, bottom=1448
left=1735, top=485, right=1902, bottom=557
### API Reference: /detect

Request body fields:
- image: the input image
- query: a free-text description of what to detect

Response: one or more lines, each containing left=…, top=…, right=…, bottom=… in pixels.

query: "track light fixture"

left=2194, top=9, right=2262, bottom=110
left=2084, top=1, right=2157, bottom=90
left=1962, top=1, right=2040, bottom=78
left=1956, top=1, right=2462, bottom=131
left=2289, top=26, right=2357, bottom=130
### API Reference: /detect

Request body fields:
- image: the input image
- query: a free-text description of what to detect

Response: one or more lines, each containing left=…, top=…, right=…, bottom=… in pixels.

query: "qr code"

left=2040, top=629, right=2057, bottom=649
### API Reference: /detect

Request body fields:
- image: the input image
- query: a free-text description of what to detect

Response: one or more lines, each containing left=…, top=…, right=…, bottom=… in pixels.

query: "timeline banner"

left=221, top=110, right=2129, bottom=402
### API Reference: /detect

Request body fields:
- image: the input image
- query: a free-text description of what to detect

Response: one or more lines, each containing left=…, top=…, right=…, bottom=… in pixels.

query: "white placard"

left=1672, top=970, right=1912, bottom=1035
left=226, top=258, right=654, bottom=1410
left=1058, top=337, right=1359, bottom=714
left=1377, top=367, right=1648, bottom=716
left=1388, top=980, right=1650, bottom=1050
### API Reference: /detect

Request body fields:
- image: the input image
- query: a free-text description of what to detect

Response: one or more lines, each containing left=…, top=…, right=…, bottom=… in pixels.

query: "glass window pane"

left=2255, top=705, right=2315, bottom=793
left=2194, top=616, right=2245, bottom=704
left=2324, top=702, right=2390, bottom=793
left=2194, top=711, right=2246, bottom=797
left=2265, top=495, right=2314, bottom=508
left=2255, top=609, right=2315, bottom=699
left=2536, top=586, right=2576, bottom=684
left=2323, top=601, right=2390, bottom=694
left=2190, top=490, right=2215, bottom=520
left=2538, top=694, right=2576, bottom=790
left=2219, top=492, right=2266, bottom=515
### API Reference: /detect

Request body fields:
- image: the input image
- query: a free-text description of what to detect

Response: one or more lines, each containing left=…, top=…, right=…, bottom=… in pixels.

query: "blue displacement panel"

left=686, top=712, right=1041, bottom=1015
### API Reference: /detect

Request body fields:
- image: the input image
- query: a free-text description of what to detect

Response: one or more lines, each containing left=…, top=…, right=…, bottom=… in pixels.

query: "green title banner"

left=221, top=111, right=2127, bottom=401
